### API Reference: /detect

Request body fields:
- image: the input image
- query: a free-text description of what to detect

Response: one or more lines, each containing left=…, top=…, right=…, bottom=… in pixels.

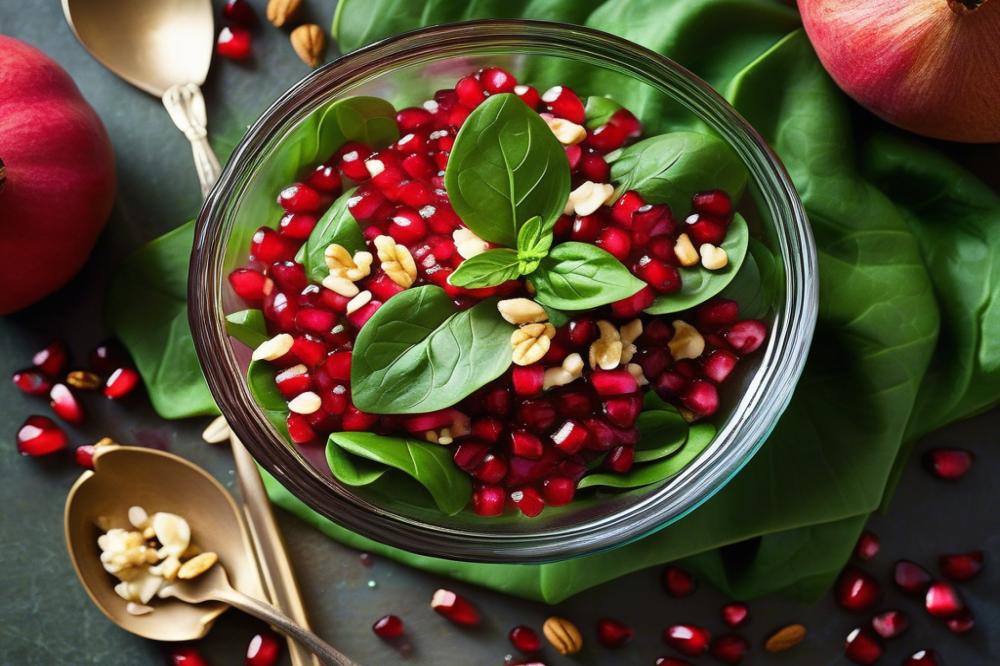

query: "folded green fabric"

left=108, top=0, right=1000, bottom=603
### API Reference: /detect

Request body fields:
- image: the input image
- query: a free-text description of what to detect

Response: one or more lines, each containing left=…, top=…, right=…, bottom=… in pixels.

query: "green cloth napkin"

left=108, top=0, right=1000, bottom=603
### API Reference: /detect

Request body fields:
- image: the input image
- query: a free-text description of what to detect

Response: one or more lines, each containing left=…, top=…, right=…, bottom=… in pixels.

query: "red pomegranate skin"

left=0, top=36, right=115, bottom=313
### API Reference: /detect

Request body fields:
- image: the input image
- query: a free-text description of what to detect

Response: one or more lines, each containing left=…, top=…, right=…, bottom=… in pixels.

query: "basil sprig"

left=529, top=242, right=646, bottom=311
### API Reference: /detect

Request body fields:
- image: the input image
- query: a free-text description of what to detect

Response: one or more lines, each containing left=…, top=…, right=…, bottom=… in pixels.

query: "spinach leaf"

left=529, top=242, right=645, bottom=310
left=225, top=309, right=269, bottom=349
left=448, top=249, right=521, bottom=289
left=296, top=187, right=365, bottom=283
left=315, top=96, right=399, bottom=162
left=718, top=238, right=779, bottom=320
left=645, top=214, right=750, bottom=314
left=578, top=423, right=716, bottom=489
left=610, top=131, right=748, bottom=213
left=350, top=286, right=515, bottom=413
left=327, top=432, right=472, bottom=515
left=445, top=93, right=570, bottom=246
left=246, top=361, right=290, bottom=438
left=634, top=405, right=689, bottom=463
left=584, top=95, right=623, bottom=129
left=325, top=436, right=387, bottom=487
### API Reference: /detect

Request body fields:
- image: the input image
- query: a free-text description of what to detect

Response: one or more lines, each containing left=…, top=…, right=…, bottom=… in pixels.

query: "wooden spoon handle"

left=216, top=586, right=359, bottom=666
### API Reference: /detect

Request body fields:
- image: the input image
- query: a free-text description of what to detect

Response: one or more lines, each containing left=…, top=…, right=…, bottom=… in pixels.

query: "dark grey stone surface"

left=1, top=2, right=997, bottom=664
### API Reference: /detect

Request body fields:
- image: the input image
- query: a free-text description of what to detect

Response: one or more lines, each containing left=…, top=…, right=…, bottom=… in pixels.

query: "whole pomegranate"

left=0, top=36, right=115, bottom=313
left=799, top=0, right=1000, bottom=142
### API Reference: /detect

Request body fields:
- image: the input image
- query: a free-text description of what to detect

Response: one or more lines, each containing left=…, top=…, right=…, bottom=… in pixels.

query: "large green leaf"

left=578, top=423, right=715, bottom=489
left=350, top=286, right=515, bottom=413
left=225, top=309, right=268, bottom=349
left=314, top=96, right=399, bottom=163
left=530, top=242, right=645, bottom=310
left=327, top=432, right=472, bottom=515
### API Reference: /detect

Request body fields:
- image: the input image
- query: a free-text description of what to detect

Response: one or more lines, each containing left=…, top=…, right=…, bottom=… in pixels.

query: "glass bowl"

left=189, top=20, right=816, bottom=563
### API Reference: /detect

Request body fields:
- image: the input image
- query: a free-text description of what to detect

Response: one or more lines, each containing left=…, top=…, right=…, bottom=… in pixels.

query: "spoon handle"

left=162, top=82, right=222, bottom=197
left=216, top=586, right=359, bottom=666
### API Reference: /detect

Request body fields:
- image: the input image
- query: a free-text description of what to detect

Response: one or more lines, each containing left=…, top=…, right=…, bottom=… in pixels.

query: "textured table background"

left=1, top=2, right=998, bottom=664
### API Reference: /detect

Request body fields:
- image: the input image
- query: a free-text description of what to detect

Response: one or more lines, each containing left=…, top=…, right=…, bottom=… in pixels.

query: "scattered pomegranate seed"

left=595, top=618, right=633, bottom=648
left=923, top=447, right=974, bottom=480
left=104, top=367, right=140, bottom=399
left=89, top=339, right=129, bottom=375
left=924, top=580, right=964, bottom=617
left=710, top=634, right=749, bottom=664
left=169, top=646, right=209, bottom=666
left=33, top=340, right=68, bottom=376
left=904, top=649, right=941, bottom=666
left=938, top=550, right=984, bottom=581
left=216, top=26, right=252, bottom=60
left=844, top=627, right=883, bottom=665
left=12, top=368, right=53, bottom=396
left=509, top=487, right=545, bottom=517
left=945, top=608, right=974, bottom=633
left=662, top=565, right=696, bottom=597
left=245, top=631, right=281, bottom=666
left=75, top=444, right=96, bottom=469
left=854, top=530, right=880, bottom=561
left=720, top=602, right=749, bottom=628
left=372, top=614, right=404, bottom=639
left=894, top=559, right=932, bottom=596
left=871, top=609, right=908, bottom=639
left=508, top=625, right=541, bottom=653
left=541, top=85, right=585, bottom=124
left=662, top=624, right=711, bottom=656
left=655, top=659, right=692, bottom=666
left=16, top=415, right=68, bottom=456
left=430, top=589, right=480, bottom=626
left=223, top=0, right=256, bottom=24
left=724, top=320, right=767, bottom=354
left=835, top=566, right=881, bottom=612
left=49, top=383, right=84, bottom=424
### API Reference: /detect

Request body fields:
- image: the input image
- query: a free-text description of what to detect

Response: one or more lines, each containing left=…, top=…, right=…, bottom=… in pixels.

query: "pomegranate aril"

left=270, top=261, right=308, bottom=293
left=655, top=659, right=693, bottom=666
left=33, top=340, right=69, bottom=376
left=710, top=634, right=749, bottom=664
left=692, top=190, right=733, bottom=219
left=923, top=447, right=974, bottom=481
left=471, top=417, right=503, bottom=443
left=662, top=624, right=711, bottom=656
left=596, top=225, right=632, bottom=261
left=474, top=454, right=508, bottom=484
left=655, top=371, right=688, bottom=400
left=511, top=430, right=544, bottom=459
left=550, top=419, right=590, bottom=455
left=662, top=565, right=697, bottom=597
left=682, top=380, right=718, bottom=418
left=604, top=395, right=642, bottom=428
left=702, top=349, right=738, bottom=383
left=50, top=383, right=85, bottom=423
left=401, top=153, right=436, bottom=182
left=592, top=369, right=638, bottom=396
left=541, top=85, right=585, bottom=123
left=696, top=299, right=740, bottom=329
left=632, top=204, right=674, bottom=243
left=472, top=485, right=505, bottom=516
left=509, top=487, right=545, bottom=517
left=222, top=0, right=256, bottom=25
left=286, top=412, right=316, bottom=444
left=894, top=559, right=932, bottom=596
left=245, top=630, right=281, bottom=666
left=608, top=108, right=641, bottom=137
left=945, top=609, right=974, bottom=634
left=12, top=368, right=52, bottom=396
left=290, top=336, right=326, bottom=367
left=275, top=365, right=311, bottom=398
left=587, top=122, right=627, bottom=152
left=509, top=624, right=541, bottom=653
left=170, top=646, right=209, bottom=666
left=514, top=84, right=541, bottom=108
left=337, top=142, right=373, bottom=181
left=905, top=649, right=941, bottom=666
left=611, top=190, right=644, bottom=227
left=835, top=566, right=881, bottom=612
left=346, top=300, right=382, bottom=328
left=396, top=106, right=433, bottom=132
left=512, top=365, right=544, bottom=396
left=229, top=268, right=271, bottom=303
left=543, top=476, right=575, bottom=506
left=844, top=627, right=883, bottom=665
left=397, top=180, right=434, bottom=208
left=554, top=392, right=592, bottom=422
left=596, top=618, right=634, bottom=648
left=432, top=588, right=481, bottom=625
left=75, top=444, right=95, bottom=469
left=251, top=227, right=297, bottom=263
left=89, top=339, right=128, bottom=375
left=342, top=405, right=378, bottom=431
left=307, top=164, right=342, bottom=193
left=579, top=151, right=610, bottom=182
left=567, top=317, right=596, bottom=348
left=685, top=214, right=727, bottom=245
left=924, top=580, right=964, bottom=617
left=347, top=185, right=388, bottom=222
left=479, top=67, right=516, bottom=93
left=394, top=131, right=427, bottom=154
left=571, top=213, right=602, bottom=242
left=278, top=212, right=318, bottom=240
left=453, top=442, right=490, bottom=473
left=605, top=445, right=634, bottom=473
left=403, top=409, right=454, bottom=433
left=278, top=182, right=321, bottom=213
left=721, top=602, right=748, bottom=628
left=17, top=415, right=68, bottom=456
left=217, top=26, right=251, bottom=60
left=372, top=614, right=404, bottom=639
left=104, top=367, right=140, bottom=400
left=455, top=75, right=486, bottom=107
left=854, top=530, right=880, bottom=561
left=610, top=285, right=654, bottom=318
left=871, top=609, right=908, bottom=639
left=939, top=550, right=984, bottom=581
left=724, top=320, right=767, bottom=354
left=517, top=398, right=556, bottom=430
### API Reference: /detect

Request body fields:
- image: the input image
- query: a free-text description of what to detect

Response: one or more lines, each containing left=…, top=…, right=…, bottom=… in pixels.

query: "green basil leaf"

left=530, top=242, right=645, bottom=310
left=448, top=249, right=521, bottom=288
left=610, top=131, right=748, bottom=212
left=316, top=96, right=399, bottom=161
left=540, top=304, right=570, bottom=329
left=578, top=423, right=716, bottom=489
left=516, top=215, right=555, bottom=261
left=634, top=405, right=690, bottom=463
left=246, top=361, right=290, bottom=439
left=327, top=432, right=472, bottom=515
left=296, top=187, right=365, bottom=283
left=584, top=95, right=623, bottom=129
left=718, top=238, right=779, bottom=320
left=445, top=93, right=570, bottom=246
left=225, top=309, right=268, bottom=348
left=645, top=214, right=750, bottom=314
left=351, top=286, right=515, bottom=413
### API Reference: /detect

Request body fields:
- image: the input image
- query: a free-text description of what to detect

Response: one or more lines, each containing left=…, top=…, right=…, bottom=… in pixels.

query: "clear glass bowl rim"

left=189, top=19, right=818, bottom=563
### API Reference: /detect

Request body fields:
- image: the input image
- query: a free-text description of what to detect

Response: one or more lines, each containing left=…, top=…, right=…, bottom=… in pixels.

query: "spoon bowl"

left=64, top=443, right=263, bottom=641
left=62, top=0, right=213, bottom=96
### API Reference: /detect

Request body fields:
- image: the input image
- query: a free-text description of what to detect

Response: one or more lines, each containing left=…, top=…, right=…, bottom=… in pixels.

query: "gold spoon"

left=64, top=444, right=358, bottom=665
left=62, top=0, right=221, bottom=195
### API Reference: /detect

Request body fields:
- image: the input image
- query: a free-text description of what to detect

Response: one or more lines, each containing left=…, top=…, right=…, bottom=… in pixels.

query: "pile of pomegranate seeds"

left=228, top=66, right=769, bottom=517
